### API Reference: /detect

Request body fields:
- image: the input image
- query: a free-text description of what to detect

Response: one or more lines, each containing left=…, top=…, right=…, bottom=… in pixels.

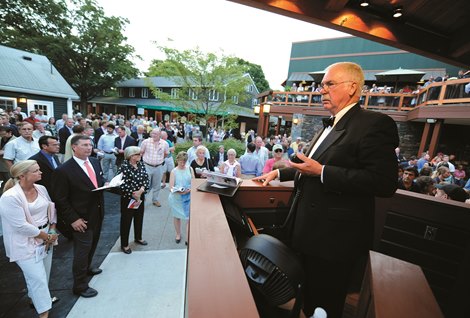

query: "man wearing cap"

left=435, top=183, right=469, bottom=203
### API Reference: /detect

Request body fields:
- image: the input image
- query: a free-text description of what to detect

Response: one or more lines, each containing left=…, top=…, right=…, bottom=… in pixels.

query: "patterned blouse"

left=118, top=160, right=150, bottom=199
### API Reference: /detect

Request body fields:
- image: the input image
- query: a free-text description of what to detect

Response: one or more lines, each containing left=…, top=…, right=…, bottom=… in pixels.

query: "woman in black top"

left=190, top=145, right=214, bottom=178
left=117, top=146, right=149, bottom=254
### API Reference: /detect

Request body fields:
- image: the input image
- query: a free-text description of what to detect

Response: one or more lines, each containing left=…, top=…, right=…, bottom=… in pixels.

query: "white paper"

left=92, top=173, right=123, bottom=191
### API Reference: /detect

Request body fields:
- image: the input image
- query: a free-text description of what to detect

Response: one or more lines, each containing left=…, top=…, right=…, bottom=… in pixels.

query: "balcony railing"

left=267, top=77, right=470, bottom=112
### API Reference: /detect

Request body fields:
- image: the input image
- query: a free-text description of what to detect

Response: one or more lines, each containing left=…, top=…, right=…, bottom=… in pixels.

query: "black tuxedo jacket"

left=58, top=127, right=72, bottom=154
left=51, top=157, right=105, bottom=228
left=29, top=151, right=60, bottom=190
left=280, top=104, right=399, bottom=262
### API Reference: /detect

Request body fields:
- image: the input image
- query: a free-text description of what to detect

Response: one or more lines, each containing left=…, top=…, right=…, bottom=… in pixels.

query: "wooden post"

left=428, top=120, right=442, bottom=158
left=418, top=122, right=431, bottom=156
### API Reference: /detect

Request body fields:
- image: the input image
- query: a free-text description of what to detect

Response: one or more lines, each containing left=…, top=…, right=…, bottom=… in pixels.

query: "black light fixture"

left=393, top=6, right=403, bottom=18
left=239, top=234, right=304, bottom=316
left=360, top=0, right=370, bottom=7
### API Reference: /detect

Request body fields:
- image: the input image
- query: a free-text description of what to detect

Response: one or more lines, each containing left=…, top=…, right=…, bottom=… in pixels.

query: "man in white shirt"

left=3, top=123, right=40, bottom=168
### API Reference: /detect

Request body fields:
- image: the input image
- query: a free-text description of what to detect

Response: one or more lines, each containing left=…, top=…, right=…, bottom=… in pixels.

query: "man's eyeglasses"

left=319, top=80, right=354, bottom=91
left=274, top=149, right=283, bottom=153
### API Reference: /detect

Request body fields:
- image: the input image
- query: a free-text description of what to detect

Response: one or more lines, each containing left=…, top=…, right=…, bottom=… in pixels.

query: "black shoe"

left=73, top=287, right=98, bottom=298
left=175, top=238, right=181, bottom=244
left=87, top=268, right=103, bottom=276
left=121, top=246, right=132, bottom=254
left=134, top=240, right=148, bottom=246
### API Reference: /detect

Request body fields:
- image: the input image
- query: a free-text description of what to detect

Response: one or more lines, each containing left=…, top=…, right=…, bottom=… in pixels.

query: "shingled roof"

left=0, top=45, right=79, bottom=99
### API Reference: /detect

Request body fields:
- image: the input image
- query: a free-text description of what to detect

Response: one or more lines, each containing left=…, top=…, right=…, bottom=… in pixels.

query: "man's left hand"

left=289, top=152, right=323, bottom=176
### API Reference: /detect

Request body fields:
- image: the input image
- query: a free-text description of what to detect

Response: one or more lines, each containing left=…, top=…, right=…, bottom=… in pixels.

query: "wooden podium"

left=185, top=180, right=444, bottom=318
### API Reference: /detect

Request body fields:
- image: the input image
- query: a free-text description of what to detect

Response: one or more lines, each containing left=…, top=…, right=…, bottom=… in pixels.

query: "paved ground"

left=0, top=185, right=187, bottom=318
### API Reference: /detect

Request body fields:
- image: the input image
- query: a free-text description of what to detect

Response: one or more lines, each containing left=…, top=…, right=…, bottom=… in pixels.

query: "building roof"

left=117, top=73, right=260, bottom=94
left=0, top=45, right=79, bottom=99
left=89, top=96, right=258, bottom=118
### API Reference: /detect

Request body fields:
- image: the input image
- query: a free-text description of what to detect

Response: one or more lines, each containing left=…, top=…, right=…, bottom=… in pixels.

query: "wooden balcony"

left=259, top=77, right=470, bottom=124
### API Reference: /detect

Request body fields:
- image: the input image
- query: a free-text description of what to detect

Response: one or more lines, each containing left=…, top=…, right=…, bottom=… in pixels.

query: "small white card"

left=35, top=245, right=47, bottom=263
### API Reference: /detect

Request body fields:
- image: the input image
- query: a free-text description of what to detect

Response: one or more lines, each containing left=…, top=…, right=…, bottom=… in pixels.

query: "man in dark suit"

left=114, top=125, right=136, bottom=166
left=130, top=125, right=149, bottom=147
left=29, top=136, right=60, bottom=190
left=254, top=62, right=399, bottom=318
left=51, top=135, right=105, bottom=298
left=211, top=144, right=227, bottom=168
left=93, top=120, right=108, bottom=146
left=58, top=118, right=74, bottom=161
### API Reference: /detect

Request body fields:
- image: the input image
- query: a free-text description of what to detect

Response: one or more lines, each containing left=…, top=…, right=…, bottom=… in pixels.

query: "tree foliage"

left=235, top=58, right=271, bottom=93
left=147, top=46, right=252, bottom=123
left=0, top=0, right=139, bottom=105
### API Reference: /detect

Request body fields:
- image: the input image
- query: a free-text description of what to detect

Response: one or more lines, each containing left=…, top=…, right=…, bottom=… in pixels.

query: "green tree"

left=235, top=58, right=271, bottom=93
left=147, top=46, right=252, bottom=134
left=0, top=0, right=139, bottom=107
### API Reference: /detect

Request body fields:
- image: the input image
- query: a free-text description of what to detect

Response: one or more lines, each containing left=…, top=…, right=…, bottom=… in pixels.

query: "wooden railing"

left=267, top=77, right=470, bottom=112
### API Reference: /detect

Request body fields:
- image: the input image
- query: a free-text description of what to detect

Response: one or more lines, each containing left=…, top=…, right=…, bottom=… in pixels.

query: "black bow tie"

left=322, top=117, right=335, bottom=129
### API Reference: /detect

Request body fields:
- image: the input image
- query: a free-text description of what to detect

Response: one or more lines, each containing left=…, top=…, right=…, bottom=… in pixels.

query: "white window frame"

left=142, top=88, right=149, bottom=98
left=118, top=88, right=123, bottom=97
left=232, top=95, right=239, bottom=104
left=189, top=89, right=198, bottom=100
left=0, top=96, right=17, bottom=111
left=209, top=89, right=219, bottom=101
left=171, top=88, right=179, bottom=99
left=129, top=88, right=135, bottom=97
left=27, top=99, right=54, bottom=118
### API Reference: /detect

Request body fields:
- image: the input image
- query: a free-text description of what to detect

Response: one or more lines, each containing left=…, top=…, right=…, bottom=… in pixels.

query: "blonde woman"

left=0, top=160, right=58, bottom=318
left=190, top=145, right=214, bottom=178
left=169, top=151, right=195, bottom=244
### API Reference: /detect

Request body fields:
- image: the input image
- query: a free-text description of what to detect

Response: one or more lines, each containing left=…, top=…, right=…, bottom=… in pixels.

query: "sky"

left=96, top=0, right=346, bottom=90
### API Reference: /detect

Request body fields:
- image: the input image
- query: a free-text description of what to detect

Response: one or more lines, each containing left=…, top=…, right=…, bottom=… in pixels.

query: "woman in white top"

left=0, top=160, right=58, bottom=318
left=220, top=148, right=241, bottom=178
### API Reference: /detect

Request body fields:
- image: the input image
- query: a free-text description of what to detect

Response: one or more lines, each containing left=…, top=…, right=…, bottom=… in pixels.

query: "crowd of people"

left=395, top=147, right=470, bottom=203
left=0, top=62, right=469, bottom=317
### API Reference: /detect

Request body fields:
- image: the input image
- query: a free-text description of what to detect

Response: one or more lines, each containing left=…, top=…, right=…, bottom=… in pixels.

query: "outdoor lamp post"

left=254, top=105, right=260, bottom=115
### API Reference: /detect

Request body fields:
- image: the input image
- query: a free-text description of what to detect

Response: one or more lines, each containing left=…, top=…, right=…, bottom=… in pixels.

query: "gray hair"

left=227, top=148, right=237, bottom=156
left=124, top=146, right=141, bottom=160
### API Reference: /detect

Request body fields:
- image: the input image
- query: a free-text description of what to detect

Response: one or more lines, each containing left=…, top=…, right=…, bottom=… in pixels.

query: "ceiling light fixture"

left=393, top=6, right=403, bottom=18
left=360, top=0, right=370, bottom=7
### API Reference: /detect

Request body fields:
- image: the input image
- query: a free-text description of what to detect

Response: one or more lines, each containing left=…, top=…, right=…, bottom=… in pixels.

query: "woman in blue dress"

left=168, top=151, right=194, bottom=244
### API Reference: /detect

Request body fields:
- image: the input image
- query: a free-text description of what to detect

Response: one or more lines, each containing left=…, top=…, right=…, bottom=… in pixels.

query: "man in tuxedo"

left=29, top=136, right=60, bottom=190
left=114, top=125, right=136, bottom=167
left=51, top=135, right=105, bottom=298
left=254, top=62, right=399, bottom=318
